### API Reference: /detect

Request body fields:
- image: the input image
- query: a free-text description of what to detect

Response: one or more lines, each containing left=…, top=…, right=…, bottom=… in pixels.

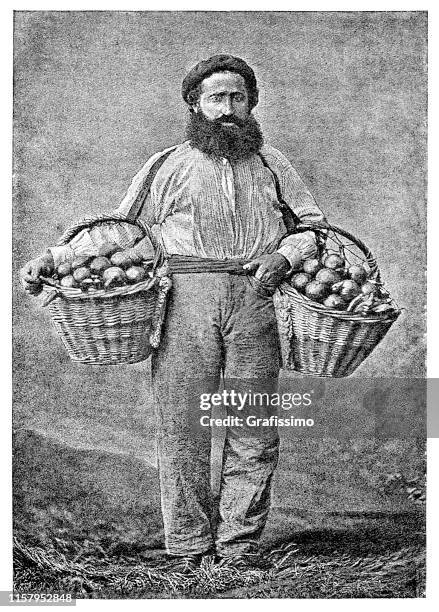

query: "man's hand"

left=20, top=252, right=54, bottom=296
left=243, top=253, right=291, bottom=287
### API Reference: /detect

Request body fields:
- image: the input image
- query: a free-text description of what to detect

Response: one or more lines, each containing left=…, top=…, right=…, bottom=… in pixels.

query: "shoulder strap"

left=125, top=146, right=179, bottom=221
left=258, top=152, right=301, bottom=233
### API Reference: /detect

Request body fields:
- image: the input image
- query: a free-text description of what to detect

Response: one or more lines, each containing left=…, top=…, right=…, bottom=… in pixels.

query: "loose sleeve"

left=49, top=230, right=97, bottom=268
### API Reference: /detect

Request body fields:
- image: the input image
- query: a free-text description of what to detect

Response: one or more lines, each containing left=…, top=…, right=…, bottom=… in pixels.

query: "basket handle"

left=55, top=212, right=166, bottom=271
left=56, top=212, right=153, bottom=246
left=293, top=221, right=381, bottom=282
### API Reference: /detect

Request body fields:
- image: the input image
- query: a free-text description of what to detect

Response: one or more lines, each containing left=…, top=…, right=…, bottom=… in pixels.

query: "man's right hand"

left=20, top=253, right=54, bottom=296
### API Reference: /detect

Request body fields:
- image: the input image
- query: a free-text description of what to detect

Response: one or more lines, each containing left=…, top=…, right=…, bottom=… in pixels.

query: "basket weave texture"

left=42, top=214, right=165, bottom=366
left=273, top=222, right=400, bottom=377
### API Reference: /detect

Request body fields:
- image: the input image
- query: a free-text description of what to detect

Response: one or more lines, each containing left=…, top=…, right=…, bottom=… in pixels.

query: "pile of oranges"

left=47, top=242, right=152, bottom=291
left=290, top=252, right=393, bottom=314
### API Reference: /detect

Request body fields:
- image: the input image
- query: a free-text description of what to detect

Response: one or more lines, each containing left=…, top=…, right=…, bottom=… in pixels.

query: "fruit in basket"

left=348, top=264, right=368, bottom=285
left=71, top=255, right=93, bottom=270
left=126, top=266, right=147, bottom=284
left=291, top=272, right=311, bottom=292
left=102, top=266, right=127, bottom=288
left=79, top=278, right=96, bottom=291
left=372, top=303, right=395, bottom=314
left=323, top=253, right=345, bottom=270
left=89, top=256, right=112, bottom=275
left=337, top=279, right=361, bottom=301
left=49, top=242, right=154, bottom=293
left=60, top=274, right=79, bottom=288
left=73, top=267, right=92, bottom=283
left=125, top=248, right=144, bottom=265
left=315, top=268, right=343, bottom=286
left=305, top=280, right=331, bottom=302
left=302, top=258, right=322, bottom=275
left=110, top=251, right=133, bottom=269
left=323, top=294, right=346, bottom=309
left=361, top=281, right=378, bottom=296
left=98, top=242, right=121, bottom=258
left=57, top=262, right=72, bottom=278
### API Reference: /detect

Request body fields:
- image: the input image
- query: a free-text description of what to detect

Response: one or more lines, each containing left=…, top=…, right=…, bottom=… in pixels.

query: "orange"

left=302, top=258, right=322, bottom=276
left=291, top=272, right=311, bottom=292
left=56, top=262, right=72, bottom=278
left=305, top=280, right=331, bottom=302
left=323, top=294, right=346, bottom=309
left=338, top=279, right=361, bottom=301
left=60, top=275, right=78, bottom=288
left=90, top=256, right=112, bottom=275
left=348, top=265, right=367, bottom=285
left=72, top=267, right=91, bottom=283
left=315, top=268, right=343, bottom=285
left=126, top=266, right=147, bottom=284
left=110, top=251, right=133, bottom=269
left=102, top=266, right=127, bottom=288
left=323, top=254, right=345, bottom=270
left=361, top=281, right=378, bottom=295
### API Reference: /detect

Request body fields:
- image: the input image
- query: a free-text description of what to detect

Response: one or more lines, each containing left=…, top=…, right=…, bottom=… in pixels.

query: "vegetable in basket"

left=274, top=222, right=401, bottom=377
left=289, top=243, right=398, bottom=316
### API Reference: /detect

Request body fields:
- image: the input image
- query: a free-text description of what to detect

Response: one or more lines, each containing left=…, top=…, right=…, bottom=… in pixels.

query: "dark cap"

left=182, top=54, right=259, bottom=109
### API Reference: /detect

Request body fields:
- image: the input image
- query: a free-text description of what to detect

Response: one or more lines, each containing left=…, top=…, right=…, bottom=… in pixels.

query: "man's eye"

left=234, top=94, right=245, bottom=102
left=211, top=95, right=223, bottom=102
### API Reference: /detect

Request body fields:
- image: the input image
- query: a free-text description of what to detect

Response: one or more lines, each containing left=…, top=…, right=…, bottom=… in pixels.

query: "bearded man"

left=21, top=55, right=325, bottom=572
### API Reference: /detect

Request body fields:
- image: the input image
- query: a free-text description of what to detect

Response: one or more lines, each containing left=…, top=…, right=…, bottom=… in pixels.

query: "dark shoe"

left=159, top=553, right=204, bottom=575
left=216, top=552, right=269, bottom=571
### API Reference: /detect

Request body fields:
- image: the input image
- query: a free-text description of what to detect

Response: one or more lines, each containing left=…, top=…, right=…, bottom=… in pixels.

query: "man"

left=21, top=55, right=325, bottom=573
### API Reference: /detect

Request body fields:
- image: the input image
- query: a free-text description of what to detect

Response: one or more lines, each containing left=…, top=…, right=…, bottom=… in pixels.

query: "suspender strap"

left=125, top=146, right=178, bottom=221
left=125, top=146, right=300, bottom=232
left=258, top=152, right=301, bottom=233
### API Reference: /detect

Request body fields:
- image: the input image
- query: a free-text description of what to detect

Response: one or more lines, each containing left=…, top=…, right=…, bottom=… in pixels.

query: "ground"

left=13, top=429, right=425, bottom=599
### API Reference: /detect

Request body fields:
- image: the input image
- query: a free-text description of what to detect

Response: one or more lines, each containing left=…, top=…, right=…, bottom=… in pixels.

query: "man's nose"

left=221, top=97, right=233, bottom=115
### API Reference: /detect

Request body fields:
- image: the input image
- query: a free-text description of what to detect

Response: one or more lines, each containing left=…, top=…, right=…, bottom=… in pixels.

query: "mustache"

left=211, top=115, right=245, bottom=127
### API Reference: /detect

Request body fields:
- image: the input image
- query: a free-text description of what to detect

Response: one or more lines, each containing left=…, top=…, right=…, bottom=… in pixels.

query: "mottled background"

left=13, top=11, right=426, bottom=561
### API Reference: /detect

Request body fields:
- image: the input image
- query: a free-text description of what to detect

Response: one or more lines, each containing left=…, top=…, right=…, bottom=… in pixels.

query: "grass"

left=14, top=534, right=425, bottom=599
left=13, top=430, right=426, bottom=599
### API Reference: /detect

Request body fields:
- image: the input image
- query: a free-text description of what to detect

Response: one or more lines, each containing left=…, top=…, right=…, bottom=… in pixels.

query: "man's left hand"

left=243, top=253, right=291, bottom=287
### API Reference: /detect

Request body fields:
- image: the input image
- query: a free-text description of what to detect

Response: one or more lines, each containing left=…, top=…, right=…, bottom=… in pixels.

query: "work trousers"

left=151, top=273, right=281, bottom=556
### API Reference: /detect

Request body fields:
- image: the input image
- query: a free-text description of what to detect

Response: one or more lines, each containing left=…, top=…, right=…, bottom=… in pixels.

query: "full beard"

left=185, top=111, right=264, bottom=162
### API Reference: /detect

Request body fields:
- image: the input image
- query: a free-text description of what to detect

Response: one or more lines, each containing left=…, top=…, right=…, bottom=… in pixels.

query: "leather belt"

left=166, top=255, right=252, bottom=275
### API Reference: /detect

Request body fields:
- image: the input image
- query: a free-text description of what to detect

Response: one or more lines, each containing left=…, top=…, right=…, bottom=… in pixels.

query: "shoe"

left=159, top=553, right=204, bottom=575
left=216, top=552, right=269, bottom=571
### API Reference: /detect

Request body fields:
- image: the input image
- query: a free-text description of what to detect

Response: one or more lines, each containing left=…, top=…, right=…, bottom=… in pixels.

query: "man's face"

left=195, top=71, right=250, bottom=123
left=186, top=70, right=263, bottom=161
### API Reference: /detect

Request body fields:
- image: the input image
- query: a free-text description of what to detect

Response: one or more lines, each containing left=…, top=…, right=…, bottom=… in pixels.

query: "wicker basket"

left=273, top=222, right=401, bottom=377
left=41, top=214, right=171, bottom=365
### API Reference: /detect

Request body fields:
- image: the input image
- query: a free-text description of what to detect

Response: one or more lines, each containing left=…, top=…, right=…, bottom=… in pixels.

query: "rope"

left=167, top=256, right=252, bottom=275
